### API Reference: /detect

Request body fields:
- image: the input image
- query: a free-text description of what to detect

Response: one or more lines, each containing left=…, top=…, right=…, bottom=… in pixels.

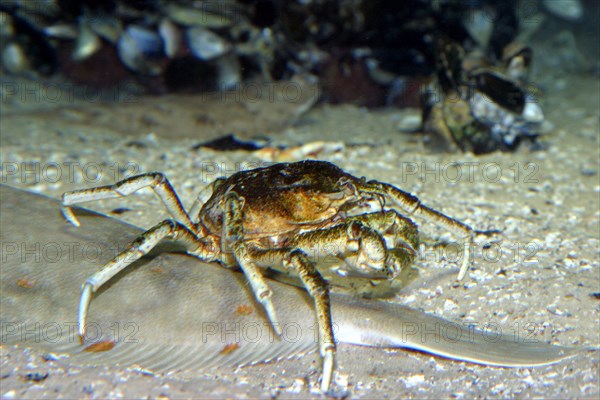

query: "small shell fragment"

left=83, top=340, right=116, bottom=353
left=463, top=7, right=495, bottom=49
left=43, top=24, right=78, bottom=39
left=522, top=102, right=544, bottom=123
left=543, top=0, right=583, bottom=21
left=2, top=42, right=28, bottom=74
left=159, top=18, right=181, bottom=59
left=16, top=278, right=34, bottom=289
left=215, top=53, right=242, bottom=89
left=220, top=343, right=240, bottom=355
left=72, top=22, right=101, bottom=61
left=0, top=11, right=15, bottom=37
left=396, top=110, right=423, bottom=132
left=254, top=141, right=344, bottom=162
left=186, top=27, right=231, bottom=60
left=235, top=304, right=254, bottom=316
left=165, top=4, right=232, bottom=28
left=117, top=25, right=164, bottom=75
left=88, top=16, right=122, bottom=44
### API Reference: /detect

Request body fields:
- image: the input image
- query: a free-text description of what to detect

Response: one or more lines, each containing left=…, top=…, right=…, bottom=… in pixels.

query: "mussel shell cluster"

left=422, top=37, right=544, bottom=154
left=1, top=1, right=533, bottom=93
left=1, top=0, right=550, bottom=153
left=0, top=1, right=288, bottom=90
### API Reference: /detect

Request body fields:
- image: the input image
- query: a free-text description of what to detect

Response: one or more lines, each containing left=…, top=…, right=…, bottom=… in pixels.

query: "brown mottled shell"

left=199, top=160, right=363, bottom=239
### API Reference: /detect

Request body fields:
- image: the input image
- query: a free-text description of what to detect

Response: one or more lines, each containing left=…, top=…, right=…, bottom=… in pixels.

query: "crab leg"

left=284, top=249, right=335, bottom=393
left=222, top=192, right=282, bottom=335
left=244, top=245, right=339, bottom=393
left=77, top=219, right=208, bottom=340
left=364, top=181, right=485, bottom=280
left=61, top=173, right=197, bottom=233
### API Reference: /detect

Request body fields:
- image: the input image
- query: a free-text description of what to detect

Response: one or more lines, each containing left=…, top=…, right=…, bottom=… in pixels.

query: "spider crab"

left=62, top=160, right=490, bottom=393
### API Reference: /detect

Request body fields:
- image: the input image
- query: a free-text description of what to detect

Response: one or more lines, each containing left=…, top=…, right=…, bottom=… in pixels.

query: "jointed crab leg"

left=246, top=247, right=339, bottom=392
left=284, top=250, right=335, bottom=393
left=77, top=219, right=207, bottom=339
left=364, top=181, right=481, bottom=280
left=61, top=173, right=197, bottom=233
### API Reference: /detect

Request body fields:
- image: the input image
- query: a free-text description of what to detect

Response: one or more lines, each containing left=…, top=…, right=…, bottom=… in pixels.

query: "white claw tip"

left=61, top=206, right=81, bottom=227
left=78, top=284, right=93, bottom=342
left=320, top=351, right=334, bottom=393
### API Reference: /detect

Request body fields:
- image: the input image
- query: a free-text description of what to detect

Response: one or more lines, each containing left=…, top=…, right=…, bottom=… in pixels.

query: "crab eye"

left=337, top=179, right=358, bottom=197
